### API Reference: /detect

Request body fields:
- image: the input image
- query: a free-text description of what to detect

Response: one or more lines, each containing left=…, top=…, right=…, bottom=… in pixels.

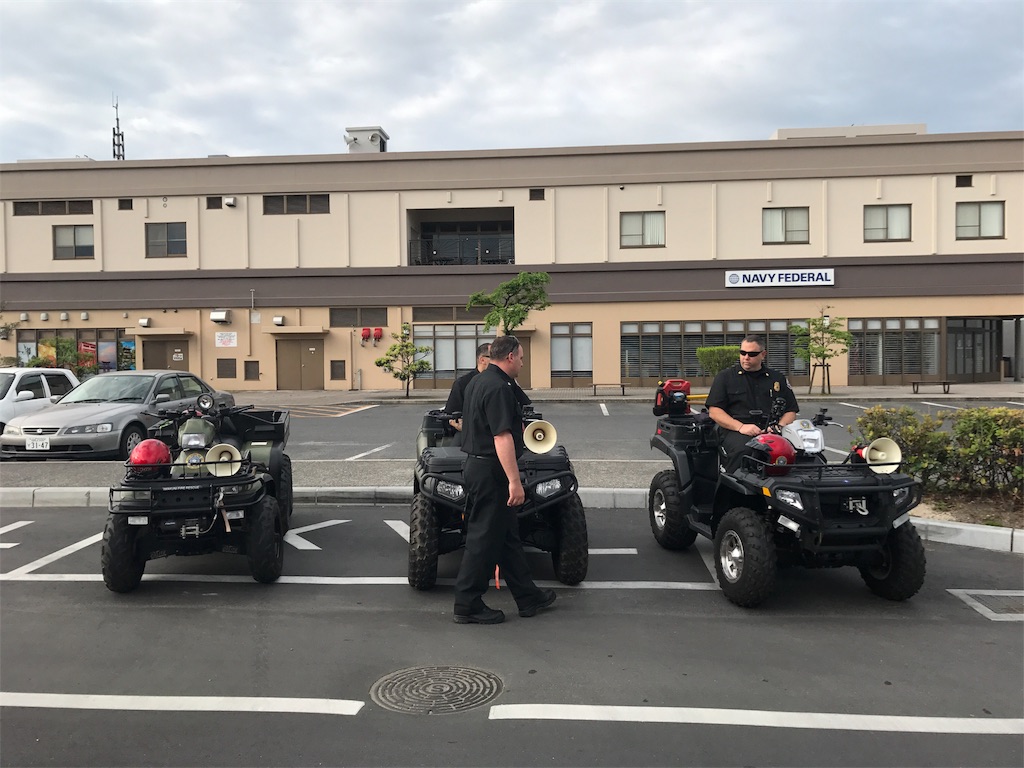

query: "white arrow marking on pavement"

left=3, top=533, right=102, bottom=577
left=284, top=520, right=350, bottom=550
left=0, top=520, right=33, bottom=549
left=385, top=520, right=411, bottom=541
left=345, top=443, right=394, bottom=461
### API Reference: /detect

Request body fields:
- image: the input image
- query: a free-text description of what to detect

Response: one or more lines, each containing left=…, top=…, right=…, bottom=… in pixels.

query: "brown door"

left=141, top=340, right=189, bottom=371
left=276, top=339, right=324, bottom=390
left=517, top=335, right=532, bottom=389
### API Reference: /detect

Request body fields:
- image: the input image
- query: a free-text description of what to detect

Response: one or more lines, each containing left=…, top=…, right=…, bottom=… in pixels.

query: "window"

left=244, top=361, right=260, bottom=381
left=864, top=204, right=911, bottom=242
left=43, top=372, right=76, bottom=397
left=13, top=200, right=94, bottom=216
left=16, top=374, right=45, bottom=399
left=156, top=376, right=183, bottom=400
left=53, top=225, right=95, bottom=260
left=330, top=360, right=347, bottom=380
left=411, top=306, right=489, bottom=323
left=179, top=376, right=206, bottom=398
left=206, top=196, right=222, bottom=209
left=262, top=194, right=330, bottom=215
left=529, top=188, right=545, bottom=201
left=118, top=199, right=133, bottom=210
left=216, top=359, right=237, bottom=379
left=620, top=211, right=666, bottom=247
left=146, top=222, right=187, bottom=258
left=762, top=207, right=809, bottom=244
left=551, top=323, right=593, bottom=384
left=848, top=318, right=941, bottom=380
left=329, top=307, right=388, bottom=327
left=955, top=175, right=973, bottom=188
left=956, top=202, right=1004, bottom=239
left=411, top=324, right=494, bottom=385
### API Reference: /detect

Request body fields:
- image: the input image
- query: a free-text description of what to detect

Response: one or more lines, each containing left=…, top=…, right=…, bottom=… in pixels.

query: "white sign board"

left=215, top=332, right=238, bottom=348
left=725, top=269, right=834, bottom=288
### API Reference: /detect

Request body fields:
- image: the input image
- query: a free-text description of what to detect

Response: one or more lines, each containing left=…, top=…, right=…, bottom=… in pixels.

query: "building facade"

left=1, top=125, right=1021, bottom=392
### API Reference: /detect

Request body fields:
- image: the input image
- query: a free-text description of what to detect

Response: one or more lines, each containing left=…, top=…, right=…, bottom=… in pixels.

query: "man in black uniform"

left=706, top=334, right=799, bottom=473
left=452, top=335, right=556, bottom=625
left=443, top=342, right=491, bottom=443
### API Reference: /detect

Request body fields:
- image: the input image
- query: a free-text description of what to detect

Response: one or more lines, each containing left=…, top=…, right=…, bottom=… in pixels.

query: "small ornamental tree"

left=790, top=306, right=854, bottom=394
left=374, top=322, right=432, bottom=397
left=466, top=271, right=551, bottom=334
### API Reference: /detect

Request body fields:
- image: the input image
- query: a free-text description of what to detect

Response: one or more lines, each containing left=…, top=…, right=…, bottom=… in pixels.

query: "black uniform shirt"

left=444, top=369, right=478, bottom=415
left=460, top=364, right=525, bottom=459
left=706, top=363, right=799, bottom=424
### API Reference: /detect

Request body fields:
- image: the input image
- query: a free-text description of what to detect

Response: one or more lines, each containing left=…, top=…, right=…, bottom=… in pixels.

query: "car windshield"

left=0, top=373, right=13, bottom=399
left=60, top=374, right=155, bottom=404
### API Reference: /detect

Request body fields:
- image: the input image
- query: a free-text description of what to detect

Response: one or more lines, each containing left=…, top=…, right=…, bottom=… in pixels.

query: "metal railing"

left=409, top=236, right=515, bottom=266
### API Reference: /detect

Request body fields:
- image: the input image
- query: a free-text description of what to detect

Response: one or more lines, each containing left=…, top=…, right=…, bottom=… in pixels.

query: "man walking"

left=452, top=335, right=555, bottom=624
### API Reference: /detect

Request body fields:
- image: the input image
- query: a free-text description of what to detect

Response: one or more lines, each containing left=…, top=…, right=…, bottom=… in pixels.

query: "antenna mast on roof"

left=112, top=95, right=125, bottom=160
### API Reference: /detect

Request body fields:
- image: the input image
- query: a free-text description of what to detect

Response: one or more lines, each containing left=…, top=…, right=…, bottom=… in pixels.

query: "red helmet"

left=750, top=433, right=795, bottom=475
left=129, top=438, right=172, bottom=477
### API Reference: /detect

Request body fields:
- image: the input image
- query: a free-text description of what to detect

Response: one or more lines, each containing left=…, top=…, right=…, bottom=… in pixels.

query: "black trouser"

left=453, top=455, right=542, bottom=612
left=717, top=427, right=756, bottom=473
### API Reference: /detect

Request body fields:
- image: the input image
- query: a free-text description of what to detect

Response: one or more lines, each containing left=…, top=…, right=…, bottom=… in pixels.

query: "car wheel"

left=118, top=425, right=146, bottom=461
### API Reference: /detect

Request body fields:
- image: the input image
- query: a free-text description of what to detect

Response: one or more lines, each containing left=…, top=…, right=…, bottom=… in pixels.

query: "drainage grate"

left=948, top=589, right=1024, bottom=622
left=370, top=665, right=503, bottom=715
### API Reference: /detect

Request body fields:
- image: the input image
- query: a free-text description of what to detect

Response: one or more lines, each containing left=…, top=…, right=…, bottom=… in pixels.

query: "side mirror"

left=14, top=391, right=35, bottom=402
left=154, top=393, right=171, bottom=403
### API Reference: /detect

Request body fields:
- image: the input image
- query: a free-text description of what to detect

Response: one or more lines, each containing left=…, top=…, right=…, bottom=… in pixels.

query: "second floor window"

left=956, top=201, right=1004, bottom=239
left=53, top=225, right=94, bottom=260
left=146, top=222, right=187, bottom=258
left=864, top=204, right=911, bottom=242
left=263, top=194, right=330, bottom=215
left=620, top=211, right=665, bottom=247
left=762, top=207, right=809, bottom=244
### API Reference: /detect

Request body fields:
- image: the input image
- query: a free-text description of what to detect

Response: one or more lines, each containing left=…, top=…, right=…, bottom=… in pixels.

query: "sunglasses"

left=739, top=350, right=763, bottom=357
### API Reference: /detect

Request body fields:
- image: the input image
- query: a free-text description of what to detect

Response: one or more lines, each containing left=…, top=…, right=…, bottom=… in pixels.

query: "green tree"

left=790, top=306, right=854, bottom=394
left=374, top=322, right=432, bottom=397
left=466, top=271, right=551, bottom=334
left=696, top=346, right=741, bottom=377
left=27, top=337, right=99, bottom=378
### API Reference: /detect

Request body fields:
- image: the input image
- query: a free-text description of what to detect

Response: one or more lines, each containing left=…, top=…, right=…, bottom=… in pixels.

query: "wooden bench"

left=910, top=380, right=952, bottom=394
left=592, top=383, right=626, bottom=396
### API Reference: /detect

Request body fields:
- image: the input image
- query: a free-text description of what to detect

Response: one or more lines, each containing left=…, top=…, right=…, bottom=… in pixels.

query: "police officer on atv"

left=706, top=334, right=799, bottom=473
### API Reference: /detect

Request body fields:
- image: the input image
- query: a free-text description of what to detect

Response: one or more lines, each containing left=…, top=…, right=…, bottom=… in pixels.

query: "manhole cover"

left=370, top=665, right=503, bottom=715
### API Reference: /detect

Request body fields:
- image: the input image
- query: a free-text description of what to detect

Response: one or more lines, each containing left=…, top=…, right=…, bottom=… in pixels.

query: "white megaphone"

left=856, top=437, right=902, bottom=474
left=523, top=420, right=557, bottom=454
left=205, top=443, right=242, bottom=477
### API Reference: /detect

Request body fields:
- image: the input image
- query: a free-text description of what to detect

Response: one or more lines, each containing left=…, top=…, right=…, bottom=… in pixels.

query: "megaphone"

left=523, top=420, right=557, bottom=454
left=205, top=443, right=242, bottom=477
left=855, top=437, right=902, bottom=474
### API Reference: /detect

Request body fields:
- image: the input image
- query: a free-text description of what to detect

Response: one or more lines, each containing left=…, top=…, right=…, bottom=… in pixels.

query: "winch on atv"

left=408, top=405, right=588, bottom=590
left=102, top=393, right=293, bottom=593
left=648, top=379, right=926, bottom=608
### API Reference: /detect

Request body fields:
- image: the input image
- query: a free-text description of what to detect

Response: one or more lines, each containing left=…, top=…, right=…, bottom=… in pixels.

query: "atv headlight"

left=181, top=432, right=207, bottom=448
left=775, top=488, right=804, bottom=511
left=534, top=478, right=563, bottom=498
left=892, top=487, right=911, bottom=509
left=436, top=480, right=464, bottom=501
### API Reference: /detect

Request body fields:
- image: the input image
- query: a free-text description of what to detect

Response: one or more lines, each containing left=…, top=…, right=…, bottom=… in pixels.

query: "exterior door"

left=141, top=340, right=189, bottom=371
left=276, top=339, right=324, bottom=390
left=518, top=335, right=532, bottom=390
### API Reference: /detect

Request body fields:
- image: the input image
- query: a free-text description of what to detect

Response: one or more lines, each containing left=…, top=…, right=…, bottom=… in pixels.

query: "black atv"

left=103, top=393, right=293, bottom=593
left=647, top=380, right=926, bottom=608
left=409, top=407, right=588, bottom=590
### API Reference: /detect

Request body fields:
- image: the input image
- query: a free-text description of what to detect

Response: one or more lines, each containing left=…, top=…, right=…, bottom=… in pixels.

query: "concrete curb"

left=2, top=486, right=1021, bottom=554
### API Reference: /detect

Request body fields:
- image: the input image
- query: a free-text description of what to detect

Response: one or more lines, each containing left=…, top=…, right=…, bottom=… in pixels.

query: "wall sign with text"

left=725, top=269, right=835, bottom=288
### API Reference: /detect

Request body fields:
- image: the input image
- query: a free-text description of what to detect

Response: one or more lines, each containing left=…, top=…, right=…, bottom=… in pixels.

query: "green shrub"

left=696, top=346, right=740, bottom=377
left=946, top=407, right=1024, bottom=500
left=853, top=405, right=951, bottom=489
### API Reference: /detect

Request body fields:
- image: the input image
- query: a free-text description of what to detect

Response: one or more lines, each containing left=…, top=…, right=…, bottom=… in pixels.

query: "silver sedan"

left=0, top=370, right=234, bottom=460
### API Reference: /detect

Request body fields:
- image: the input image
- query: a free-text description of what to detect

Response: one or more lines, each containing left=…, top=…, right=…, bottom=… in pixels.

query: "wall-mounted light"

left=372, top=327, right=383, bottom=346
left=122, top=312, right=129, bottom=319
left=360, top=327, right=371, bottom=346
left=224, top=196, right=237, bottom=207
left=39, top=312, right=49, bottom=321
left=138, top=318, right=151, bottom=327
left=80, top=312, right=90, bottom=321
left=59, top=312, right=69, bottom=321
left=19, top=313, right=29, bottom=321
left=272, top=316, right=285, bottom=326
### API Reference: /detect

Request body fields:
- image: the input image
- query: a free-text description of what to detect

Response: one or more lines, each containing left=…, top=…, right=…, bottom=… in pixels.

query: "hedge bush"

left=696, top=346, right=740, bottom=377
left=854, top=406, right=1023, bottom=500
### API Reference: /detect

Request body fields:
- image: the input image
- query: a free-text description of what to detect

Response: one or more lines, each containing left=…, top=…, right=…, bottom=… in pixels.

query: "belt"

left=468, top=454, right=496, bottom=460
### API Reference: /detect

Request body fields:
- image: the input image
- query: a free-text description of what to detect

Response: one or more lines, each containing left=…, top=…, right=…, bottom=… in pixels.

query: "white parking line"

left=839, top=402, right=868, bottom=410
left=489, top=703, right=1024, bottom=734
left=2, top=533, right=102, bottom=577
left=1008, top=401, right=1024, bottom=406
left=0, top=520, right=33, bottom=548
left=385, top=520, right=411, bottom=540
left=0, top=691, right=364, bottom=716
left=383, top=520, right=636, bottom=555
left=345, top=443, right=393, bottom=460
left=599, top=403, right=609, bottom=416
left=923, top=401, right=962, bottom=409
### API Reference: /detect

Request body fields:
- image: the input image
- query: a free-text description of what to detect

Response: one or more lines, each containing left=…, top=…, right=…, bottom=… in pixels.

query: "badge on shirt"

left=773, top=381, right=780, bottom=392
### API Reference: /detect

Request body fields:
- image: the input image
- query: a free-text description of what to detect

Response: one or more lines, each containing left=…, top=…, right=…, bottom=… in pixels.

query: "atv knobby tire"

left=276, top=453, right=294, bottom=529
left=101, top=513, right=146, bottom=593
left=714, top=507, right=777, bottom=608
left=247, top=496, right=284, bottom=583
left=649, top=469, right=698, bottom=550
left=859, top=521, right=926, bottom=601
left=408, top=492, right=440, bottom=590
left=552, top=492, right=588, bottom=585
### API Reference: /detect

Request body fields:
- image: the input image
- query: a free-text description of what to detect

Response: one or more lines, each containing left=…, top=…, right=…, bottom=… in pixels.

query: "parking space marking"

left=383, top=520, right=637, bottom=555
left=0, top=691, right=364, bottom=716
left=695, top=537, right=718, bottom=586
left=385, top=520, right=410, bottom=540
left=285, top=520, right=350, bottom=550
left=0, top=520, right=33, bottom=548
left=948, top=589, right=1024, bottom=622
left=923, top=401, right=962, bottom=409
left=839, top=402, right=868, bottom=410
left=599, top=403, right=610, bottom=416
left=489, top=703, right=1024, bottom=734
left=1008, top=401, right=1024, bottom=407
left=2, top=532, right=101, bottom=578
left=345, top=443, right=393, bottom=460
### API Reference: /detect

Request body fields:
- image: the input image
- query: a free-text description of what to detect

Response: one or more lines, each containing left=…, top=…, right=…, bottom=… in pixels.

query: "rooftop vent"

left=344, top=126, right=389, bottom=153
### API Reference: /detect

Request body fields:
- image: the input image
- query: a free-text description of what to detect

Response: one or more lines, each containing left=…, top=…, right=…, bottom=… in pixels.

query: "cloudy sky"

left=0, top=0, right=1021, bottom=163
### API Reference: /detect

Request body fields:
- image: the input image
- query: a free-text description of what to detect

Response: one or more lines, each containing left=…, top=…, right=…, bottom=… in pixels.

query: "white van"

left=0, top=368, right=81, bottom=431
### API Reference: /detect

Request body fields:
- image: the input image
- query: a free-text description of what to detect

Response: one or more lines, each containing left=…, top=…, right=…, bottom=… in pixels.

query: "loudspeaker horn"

left=206, top=443, right=242, bottom=477
left=523, top=420, right=557, bottom=454
left=859, top=437, right=901, bottom=474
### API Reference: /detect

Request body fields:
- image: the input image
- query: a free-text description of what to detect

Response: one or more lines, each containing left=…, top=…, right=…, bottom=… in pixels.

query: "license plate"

left=26, top=437, right=50, bottom=451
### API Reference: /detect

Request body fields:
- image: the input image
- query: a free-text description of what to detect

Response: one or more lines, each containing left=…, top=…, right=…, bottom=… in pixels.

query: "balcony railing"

left=409, top=236, right=515, bottom=266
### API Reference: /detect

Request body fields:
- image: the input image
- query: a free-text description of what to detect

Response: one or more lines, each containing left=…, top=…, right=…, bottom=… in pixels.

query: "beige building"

left=1, top=124, right=1021, bottom=392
